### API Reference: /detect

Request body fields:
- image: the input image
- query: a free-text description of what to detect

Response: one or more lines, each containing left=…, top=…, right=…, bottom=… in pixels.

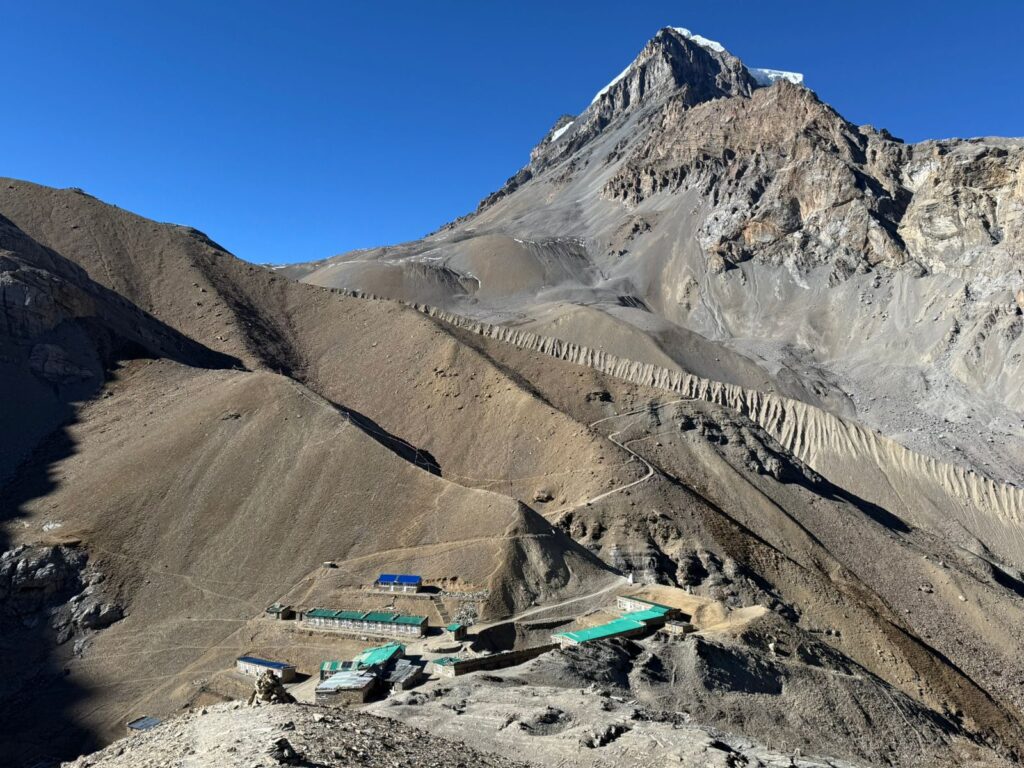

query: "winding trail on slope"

left=551, top=399, right=691, bottom=523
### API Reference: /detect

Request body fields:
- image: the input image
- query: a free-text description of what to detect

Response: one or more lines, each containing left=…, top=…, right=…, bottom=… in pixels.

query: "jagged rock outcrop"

left=0, top=544, right=122, bottom=643
left=291, top=26, right=1024, bottom=489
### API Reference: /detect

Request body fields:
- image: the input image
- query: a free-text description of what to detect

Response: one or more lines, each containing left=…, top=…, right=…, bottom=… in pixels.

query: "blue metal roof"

left=377, top=574, right=422, bottom=584
left=237, top=655, right=293, bottom=670
left=127, top=716, right=162, bottom=731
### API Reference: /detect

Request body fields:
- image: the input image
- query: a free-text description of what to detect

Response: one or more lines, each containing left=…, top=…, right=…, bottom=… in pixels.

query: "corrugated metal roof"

left=363, top=611, right=399, bottom=623
left=354, top=643, right=404, bottom=668
left=555, top=619, right=646, bottom=643
left=620, top=609, right=668, bottom=623
left=305, top=608, right=339, bottom=619
left=377, top=574, right=422, bottom=584
left=305, top=608, right=427, bottom=626
left=127, top=716, right=162, bottom=731
left=433, top=657, right=462, bottom=666
left=316, top=670, right=376, bottom=692
left=336, top=610, right=367, bottom=620
left=446, top=622, right=464, bottom=632
left=237, top=655, right=293, bottom=670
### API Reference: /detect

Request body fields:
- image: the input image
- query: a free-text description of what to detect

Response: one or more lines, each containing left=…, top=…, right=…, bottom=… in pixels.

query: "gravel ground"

left=61, top=702, right=531, bottom=768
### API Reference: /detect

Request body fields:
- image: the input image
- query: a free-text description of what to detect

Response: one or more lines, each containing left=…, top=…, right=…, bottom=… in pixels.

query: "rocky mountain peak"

left=585, top=27, right=758, bottom=118
left=479, top=26, right=807, bottom=212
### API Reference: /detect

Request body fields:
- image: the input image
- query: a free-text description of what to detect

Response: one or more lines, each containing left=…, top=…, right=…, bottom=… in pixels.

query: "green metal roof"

left=620, top=609, right=668, bottom=623
left=320, top=660, right=345, bottom=673
left=446, top=622, right=464, bottom=632
left=336, top=610, right=367, bottom=620
left=354, top=643, right=405, bottom=668
left=433, top=657, right=463, bottom=666
left=555, top=618, right=646, bottom=644
left=305, top=608, right=337, bottom=619
left=363, top=611, right=399, bottom=623
left=305, top=608, right=426, bottom=626
left=628, top=597, right=673, bottom=612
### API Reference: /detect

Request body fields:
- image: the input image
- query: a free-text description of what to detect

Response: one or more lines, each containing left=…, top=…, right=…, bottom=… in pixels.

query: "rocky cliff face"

left=291, top=27, right=1024, bottom=487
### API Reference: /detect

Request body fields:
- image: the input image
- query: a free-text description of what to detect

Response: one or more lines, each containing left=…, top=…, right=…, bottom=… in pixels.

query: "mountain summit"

left=495, top=26, right=804, bottom=206
left=289, top=26, right=1024, bottom=490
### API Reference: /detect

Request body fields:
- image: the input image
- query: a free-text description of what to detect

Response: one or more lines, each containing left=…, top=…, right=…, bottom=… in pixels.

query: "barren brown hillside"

left=1, top=178, right=1023, bottom=767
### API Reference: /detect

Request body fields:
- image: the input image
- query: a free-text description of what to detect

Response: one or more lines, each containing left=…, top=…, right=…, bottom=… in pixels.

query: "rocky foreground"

left=60, top=703, right=529, bottom=768
left=61, top=699, right=861, bottom=768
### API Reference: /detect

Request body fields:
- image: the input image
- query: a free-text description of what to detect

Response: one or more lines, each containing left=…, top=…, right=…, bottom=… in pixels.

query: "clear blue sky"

left=3, top=1, right=1021, bottom=264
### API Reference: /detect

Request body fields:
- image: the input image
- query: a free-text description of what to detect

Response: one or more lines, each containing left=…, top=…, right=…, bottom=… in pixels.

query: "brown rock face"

left=292, top=26, right=1024, bottom=485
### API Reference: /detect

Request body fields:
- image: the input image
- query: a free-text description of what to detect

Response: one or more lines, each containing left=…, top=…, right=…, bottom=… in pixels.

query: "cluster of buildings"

left=262, top=573, right=431, bottom=638
left=315, top=642, right=425, bottom=705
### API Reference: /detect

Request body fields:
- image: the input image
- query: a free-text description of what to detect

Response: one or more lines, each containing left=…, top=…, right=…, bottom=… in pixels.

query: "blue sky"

left=3, top=1, right=1021, bottom=264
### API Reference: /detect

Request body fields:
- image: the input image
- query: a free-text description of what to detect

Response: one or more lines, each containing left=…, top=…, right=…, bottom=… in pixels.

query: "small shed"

left=265, top=603, right=295, bottom=621
left=375, top=574, right=423, bottom=593
left=315, top=670, right=379, bottom=706
left=126, top=716, right=161, bottom=735
left=446, top=622, right=468, bottom=641
left=660, top=620, right=696, bottom=637
left=386, top=659, right=425, bottom=691
left=236, top=655, right=297, bottom=682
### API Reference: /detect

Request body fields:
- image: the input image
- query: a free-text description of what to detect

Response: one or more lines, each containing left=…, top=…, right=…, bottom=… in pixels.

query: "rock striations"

left=290, top=26, right=1024, bottom=488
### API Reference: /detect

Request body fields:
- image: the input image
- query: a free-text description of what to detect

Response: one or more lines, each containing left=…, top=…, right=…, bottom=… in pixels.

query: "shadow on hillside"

left=0, top=414, right=98, bottom=767
left=335, top=403, right=441, bottom=476
left=0, top=306, right=243, bottom=764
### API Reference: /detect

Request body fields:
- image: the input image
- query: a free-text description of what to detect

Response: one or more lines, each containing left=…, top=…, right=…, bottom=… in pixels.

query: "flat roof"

left=432, top=657, right=463, bottom=666
left=336, top=610, right=367, bottom=620
left=127, top=716, right=162, bottom=731
left=363, top=611, right=400, bottom=623
left=236, top=655, right=293, bottom=670
left=377, top=574, right=422, bottom=584
left=620, top=609, right=668, bottom=623
left=305, top=608, right=427, bottom=626
left=316, top=670, right=377, bottom=692
left=446, top=622, right=464, bottom=632
left=555, top=618, right=646, bottom=644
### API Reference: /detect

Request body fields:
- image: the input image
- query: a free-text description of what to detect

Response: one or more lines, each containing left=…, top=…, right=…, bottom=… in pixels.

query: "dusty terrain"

left=2, top=24, right=1024, bottom=768
left=287, top=27, right=1024, bottom=488
left=60, top=702, right=531, bottom=768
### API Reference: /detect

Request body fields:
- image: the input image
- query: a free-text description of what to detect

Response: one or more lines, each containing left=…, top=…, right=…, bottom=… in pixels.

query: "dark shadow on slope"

left=0, top=219, right=244, bottom=766
left=0, top=411, right=97, bottom=766
left=989, top=563, right=1024, bottom=600
left=803, top=479, right=911, bottom=534
left=336, top=404, right=441, bottom=476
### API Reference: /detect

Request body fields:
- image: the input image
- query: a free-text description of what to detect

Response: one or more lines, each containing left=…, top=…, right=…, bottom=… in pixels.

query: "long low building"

left=235, top=655, right=297, bottom=682
left=552, top=618, right=648, bottom=647
left=304, top=609, right=428, bottom=637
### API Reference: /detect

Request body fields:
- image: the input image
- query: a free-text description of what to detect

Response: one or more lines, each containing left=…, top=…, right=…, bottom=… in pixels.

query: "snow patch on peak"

left=551, top=121, right=574, bottom=142
left=669, top=27, right=726, bottom=54
left=749, top=67, right=805, bottom=86
left=590, top=63, right=634, bottom=106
